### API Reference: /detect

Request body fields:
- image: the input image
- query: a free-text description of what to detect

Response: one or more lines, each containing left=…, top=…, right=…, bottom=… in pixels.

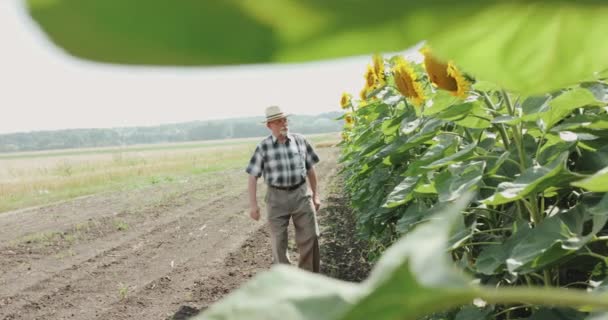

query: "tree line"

left=0, top=112, right=342, bottom=153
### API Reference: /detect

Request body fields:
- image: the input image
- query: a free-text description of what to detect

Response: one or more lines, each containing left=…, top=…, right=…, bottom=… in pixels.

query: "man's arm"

left=307, top=167, right=321, bottom=211
left=248, top=175, right=260, bottom=221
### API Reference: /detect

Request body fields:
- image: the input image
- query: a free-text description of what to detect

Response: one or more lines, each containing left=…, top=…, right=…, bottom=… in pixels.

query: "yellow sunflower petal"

left=392, top=56, right=425, bottom=107
left=421, top=47, right=457, bottom=92
left=372, top=54, right=386, bottom=86
left=340, top=92, right=352, bottom=109
left=447, top=62, right=471, bottom=99
left=364, top=64, right=377, bottom=88
left=344, top=113, right=354, bottom=126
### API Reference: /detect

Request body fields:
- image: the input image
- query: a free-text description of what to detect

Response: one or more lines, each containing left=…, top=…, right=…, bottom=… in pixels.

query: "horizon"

left=0, top=110, right=342, bottom=136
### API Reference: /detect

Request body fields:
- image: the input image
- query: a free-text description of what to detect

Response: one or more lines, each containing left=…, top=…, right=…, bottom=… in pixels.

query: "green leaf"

left=435, top=161, right=486, bottom=202
left=200, top=265, right=360, bottom=320
left=396, top=201, right=430, bottom=235
left=454, top=103, right=492, bottom=129
left=429, top=3, right=608, bottom=94
left=543, top=88, right=603, bottom=129
left=572, top=167, right=608, bottom=192
left=581, top=81, right=608, bottom=103
left=382, top=113, right=408, bottom=137
left=552, top=114, right=608, bottom=132
left=475, top=221, right=529, bottom=275
left=483, top=152, right=580, bottom=205
left=477, top=195, right=608, bottom=275
left=400, top=113, right=422, bottom=135
left=522, top=95, right=552, bottom=116
left=524, top=88, right=604, bottom=130
left=424, top=143, right=478, bottom=170
left=486, top=151, right=511, bottom=175
left=585, top=313, right=608, bottom=320
left=27, top=1, right=608, bottom=94
left=454, top=306, right=493, bottom=320
left=424, top=91, right=463, bottom=116
left=434, top=103, right=475, bottom=121
left=405, top=134, right=460, bottom=176
left=538, top=134, right=576, bottom=165
left=386, top=119, right=444, bottom=163
left=383, top=176, right=421, bottom=208
left=341, top=196, right=476, bottom=320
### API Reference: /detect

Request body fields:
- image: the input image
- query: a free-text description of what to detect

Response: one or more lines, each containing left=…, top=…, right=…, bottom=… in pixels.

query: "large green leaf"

left=483, top=152, right=581, bottom=205
left=199, top=266, right=360, bottom=320
left=477, top=195, right=608, bottom=275
left=423, top=143, right=478, bottom=170
left=435, top=161, right=486, bottom=202
left=26, top=1, right=608, bottom=94
left=522, top=88, right=603, bottom=130
left=572, top=167, right=608, bottom=192
left=383, top=176, right=421, bottom=208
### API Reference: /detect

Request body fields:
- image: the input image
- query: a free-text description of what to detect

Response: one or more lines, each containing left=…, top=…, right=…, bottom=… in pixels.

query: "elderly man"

left=246, top=106, right=321, bottom=273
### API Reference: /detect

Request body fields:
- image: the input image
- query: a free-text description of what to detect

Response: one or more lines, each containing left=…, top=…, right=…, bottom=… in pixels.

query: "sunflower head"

left=340, top=92, right=352, bottom=109
left=420, top=46, right=470, bottom=99
left=392, top=56, right=426, bottom=107
left=372, top=54, right=386, bottom=85
left=344, top=113, right=354, bottom=126
left=341, top=131, right=350, bottom=141
left=359, top=86, right=368, bottom=101
left=364, top=64, right=377, bottom=88
left=447, top=62, right=471, bottom=99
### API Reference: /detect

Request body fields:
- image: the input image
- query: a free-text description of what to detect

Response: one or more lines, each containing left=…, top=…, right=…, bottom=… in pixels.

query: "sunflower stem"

left=479, top=286, right=608, bottom=311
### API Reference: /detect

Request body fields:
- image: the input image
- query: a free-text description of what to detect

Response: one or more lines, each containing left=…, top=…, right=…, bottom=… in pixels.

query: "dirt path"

left=0, top=147, right=340, bottom=320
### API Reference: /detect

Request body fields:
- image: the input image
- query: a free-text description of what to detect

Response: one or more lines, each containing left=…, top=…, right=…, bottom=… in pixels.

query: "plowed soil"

left=1, top=147, right=371, bottom=320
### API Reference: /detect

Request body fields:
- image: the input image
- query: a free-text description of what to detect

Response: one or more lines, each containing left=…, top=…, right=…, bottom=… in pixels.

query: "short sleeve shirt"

left=246, top=133, right=320, bottom=187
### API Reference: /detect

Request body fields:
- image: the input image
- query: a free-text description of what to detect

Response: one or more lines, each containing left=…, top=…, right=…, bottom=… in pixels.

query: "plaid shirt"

left=246, top=133, right=320, bottom=187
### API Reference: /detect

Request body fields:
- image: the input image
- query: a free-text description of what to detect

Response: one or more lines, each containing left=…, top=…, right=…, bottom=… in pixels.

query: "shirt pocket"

left=291, top=148, right=305, bottom=173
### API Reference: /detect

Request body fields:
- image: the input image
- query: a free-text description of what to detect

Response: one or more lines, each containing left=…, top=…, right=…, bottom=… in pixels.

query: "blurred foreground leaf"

left=26, top=0, right=608, bottom=94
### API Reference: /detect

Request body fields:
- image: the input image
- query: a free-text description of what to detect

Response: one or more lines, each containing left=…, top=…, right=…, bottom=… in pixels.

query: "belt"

left=269, top=180, right=306, bottom=191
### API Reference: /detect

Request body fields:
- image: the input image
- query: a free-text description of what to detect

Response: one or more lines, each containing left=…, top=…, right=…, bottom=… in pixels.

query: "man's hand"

left=249, top=206, right=261, bottom=221
left=312, top=194, right=321, bottom=212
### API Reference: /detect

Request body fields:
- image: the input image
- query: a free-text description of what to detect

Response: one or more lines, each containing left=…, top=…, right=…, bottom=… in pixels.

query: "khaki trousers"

left=265, top=183, right=320, bottom=273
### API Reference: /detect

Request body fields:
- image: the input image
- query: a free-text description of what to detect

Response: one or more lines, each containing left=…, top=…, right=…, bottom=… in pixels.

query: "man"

left=246, top=106, right=321, bottom=273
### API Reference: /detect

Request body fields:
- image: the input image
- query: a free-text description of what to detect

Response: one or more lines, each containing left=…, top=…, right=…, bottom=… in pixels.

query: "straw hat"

left=262, top=105, right=290, bottom=123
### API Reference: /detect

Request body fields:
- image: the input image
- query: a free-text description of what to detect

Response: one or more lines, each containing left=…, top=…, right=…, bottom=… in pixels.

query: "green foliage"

left=27, top=1, right=608, bottom=94
left=335, top=53, right=608, bottom=319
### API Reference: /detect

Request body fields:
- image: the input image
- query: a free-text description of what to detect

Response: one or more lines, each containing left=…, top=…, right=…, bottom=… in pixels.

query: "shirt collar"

left=271, top=133, right=292, bottom=145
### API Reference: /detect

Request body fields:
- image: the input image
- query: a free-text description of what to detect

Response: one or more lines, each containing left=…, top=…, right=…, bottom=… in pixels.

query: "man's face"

left=267, top=117, right=289, bottom=137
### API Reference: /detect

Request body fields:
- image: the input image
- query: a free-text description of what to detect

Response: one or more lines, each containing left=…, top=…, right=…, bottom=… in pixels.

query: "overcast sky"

left=0, top=0, right=371, bottom=134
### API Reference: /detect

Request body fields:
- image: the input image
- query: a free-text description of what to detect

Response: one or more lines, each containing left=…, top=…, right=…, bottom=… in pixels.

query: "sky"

left=0, top=0, right=370, bottom=135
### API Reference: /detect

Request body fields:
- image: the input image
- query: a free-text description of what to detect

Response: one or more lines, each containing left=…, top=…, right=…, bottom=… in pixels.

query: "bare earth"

left=1, top=147, right=339, bottom=320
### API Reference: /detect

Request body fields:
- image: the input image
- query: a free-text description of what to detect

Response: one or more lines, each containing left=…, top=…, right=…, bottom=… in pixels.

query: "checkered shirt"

left=246, top=133, right=320, bottom=187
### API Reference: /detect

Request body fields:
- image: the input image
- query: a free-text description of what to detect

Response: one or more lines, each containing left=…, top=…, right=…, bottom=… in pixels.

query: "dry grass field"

left=0, top=133, right=339, bottom=213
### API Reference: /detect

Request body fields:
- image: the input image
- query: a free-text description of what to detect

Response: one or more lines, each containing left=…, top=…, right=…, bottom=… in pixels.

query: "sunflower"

left=359, top=86, right=369, bottom=101
left=421, top=47, right=470, bottom=99
left=447, top=62, right=470, bottom=99
left=340, top=92, right=352, bottom=110
left=364, top=64, right=377, bottom=88
left=392, top=56, right=425, bottom=107
left=341, top=131, right=350, bottom=142
left=344, top=113, right=354, bottom=126
left=372, top=54, right=386, bottom=86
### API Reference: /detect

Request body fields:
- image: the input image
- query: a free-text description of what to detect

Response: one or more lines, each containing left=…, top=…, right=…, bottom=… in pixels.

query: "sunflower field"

left=201, top=49, right=608, bottom=319
left=27, top=0, right=608, bottom=319
left=337, top=48, right=608, bottom=319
